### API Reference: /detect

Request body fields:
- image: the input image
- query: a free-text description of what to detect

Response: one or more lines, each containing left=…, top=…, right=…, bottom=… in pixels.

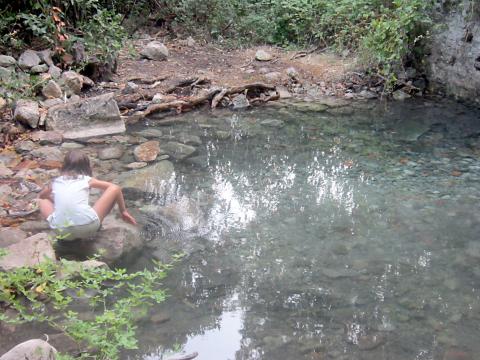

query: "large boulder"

left=54, top=215, right=143, bottom=265
left=0, top=339, right=57, bottom=360
left=119, top=160, right=175, bottom=196
left=140, top=41, right=169, bottom=60
left=14, top=99, right=40, bottom=128
left=46, top=92, right=125, bottom=140
left=0, top=233, right=55, bottom=271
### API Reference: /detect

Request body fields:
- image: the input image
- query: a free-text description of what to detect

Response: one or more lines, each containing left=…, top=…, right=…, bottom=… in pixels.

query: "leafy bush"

left=0, top=258, right=170, bottom=359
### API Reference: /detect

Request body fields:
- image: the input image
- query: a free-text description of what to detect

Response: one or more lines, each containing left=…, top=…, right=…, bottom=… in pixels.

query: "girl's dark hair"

left=61, top=150, right=92, bottom=177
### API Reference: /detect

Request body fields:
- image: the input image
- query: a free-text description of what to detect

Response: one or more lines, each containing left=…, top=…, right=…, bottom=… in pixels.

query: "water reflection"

left=131, top=100, right=480, bottom=360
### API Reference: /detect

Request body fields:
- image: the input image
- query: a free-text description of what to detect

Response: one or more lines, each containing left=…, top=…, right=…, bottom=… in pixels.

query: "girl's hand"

left=121, top=210, right=137, bottom=225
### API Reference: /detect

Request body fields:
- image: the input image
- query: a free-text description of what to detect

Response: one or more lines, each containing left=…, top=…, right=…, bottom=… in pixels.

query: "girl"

left=38, top=150, right=136, bottom=240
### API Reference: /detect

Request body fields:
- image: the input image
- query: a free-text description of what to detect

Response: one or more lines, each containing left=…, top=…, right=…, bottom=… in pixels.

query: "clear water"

left=127, top=99, right=480, bottom=360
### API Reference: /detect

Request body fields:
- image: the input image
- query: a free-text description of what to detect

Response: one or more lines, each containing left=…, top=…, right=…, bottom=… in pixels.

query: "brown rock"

left=133, top=140, right=161, bottom=162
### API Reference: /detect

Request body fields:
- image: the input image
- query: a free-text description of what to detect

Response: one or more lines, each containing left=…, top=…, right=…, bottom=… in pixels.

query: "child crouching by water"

left=38, top=150, right=136, bottom=240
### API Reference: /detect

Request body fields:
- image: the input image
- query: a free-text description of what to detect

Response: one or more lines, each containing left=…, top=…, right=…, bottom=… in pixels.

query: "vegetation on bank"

left=0, top=255, right=171, bottom=359
left=0, top=0, right=436, bottom=90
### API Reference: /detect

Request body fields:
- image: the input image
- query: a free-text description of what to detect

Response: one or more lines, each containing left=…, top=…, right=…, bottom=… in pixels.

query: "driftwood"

left=127, top=75, right=168, bottom=84
left=137, top=82, right=277, bottom=119
left=165, top=77, right=210, bottom=94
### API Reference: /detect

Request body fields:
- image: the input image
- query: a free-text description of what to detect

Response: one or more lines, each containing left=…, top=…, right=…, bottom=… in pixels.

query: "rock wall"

left=428, top=0, right=480, bottom=104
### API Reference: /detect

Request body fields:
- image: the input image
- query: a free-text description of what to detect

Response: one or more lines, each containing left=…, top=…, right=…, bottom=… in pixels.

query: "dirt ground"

left=114, top=38, right=357, bottom=97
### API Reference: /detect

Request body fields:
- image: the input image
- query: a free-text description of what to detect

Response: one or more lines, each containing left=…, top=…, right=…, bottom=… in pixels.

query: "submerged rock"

left=97, top=145, right=124, bottom=160
left=134, top=140, right=161, bottom=162
left=0, top=339, right=57, bottom=360
left=120, top=160, right=175, bottom=196
left=161, top=141, right=196, bottom=160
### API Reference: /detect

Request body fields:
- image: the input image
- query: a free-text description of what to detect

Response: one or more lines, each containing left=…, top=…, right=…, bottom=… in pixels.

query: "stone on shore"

left=31, top=130, right=63, bottom=145
left=55, top=215, right=143, bottom=265
left=0, top=233, right=55, bottom=271
left=0, top=339, right=57, bottom=360
left=46, top=92, right=125, bottom=140
left=98, top=145, right=124, bottom=160
left=42, top=80, right=63, bottom=99
left=0, top=227, right=27, bottom=247
left=30, top=64, right=49, bottom=74
left=61, top=70, right=84, bottom=95
left=18, top=50, right=41, bottom=70
left=161, top=141, right=197, bottom=160
left=140, top=41, right=169, bottom=60
left=0, top=55, right=16, bottom=67
left=14, top=99, right=40, bottom=128
left=255, top=49, right=273, bottom=61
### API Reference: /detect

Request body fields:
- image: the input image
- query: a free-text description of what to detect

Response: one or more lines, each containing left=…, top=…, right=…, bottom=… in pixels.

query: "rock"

left=37, top=49, right=53, bottom=66
left=392, top=90, right=411, bottom=101
left=0, top=227, right=27, bottom=247
left=134, top=128, right=163, bottom=138
left=55, top=215, right=143, bottom=265
left=81, top=75, right=94, bottom=88
left=140, top=41, right=169, bottom=60
left=61, top=70, right=84, bottom=95
left=264, top=71, right=282, bottom=82
left=260, top=119, right=285, bottom=128
left=0, top=67, right=12, bottom=82
left=48, top=65, right=62, bottom=79
left=14, top=140, right=36, bottom=153
left=17, top=50, right=41, bottom=70
left=0, top=162, right=13, bottom=178
left=176, top=133, right=202, bottom=146
left=56, top=259, right=108, bottom=280
left=358, top=90, right=378, bottom=99
left=277, top=86, right=292, bottom=99
left=0, top=97, right=6, bottom=110
left=231, top=94, right=250, bottom=110
left=214, top=130, right=231, bottom=140
left=40, top=98, right=64, bottom=108
left=150, top=312, right=170, bottom=324
left=42, top=80, right=63, bottom=99
left=30, top=64, right=49, bottom=74
left=186, top=36, right=196, bottom=47
left=31, top=146, right=64, bottom=161
left=286, top=67, right=299, bottom=79
left=98, top=145, right=124, bottom=160
left=46, top=92, right=125, bottom=140
left=134, top=140, right=161, bottom=162
left=358, top=334, right=386, bottom=350
left=0, top=233, right=55, bottom=271
left=61, top=142, right=85, bottom=150
left=122, top=81, right=139, bottom=94
left=120, top=160, right=175, bottom=196
left=31, top=131, right=63, bottom=145
left=161, top=141, right=196, bottom=160
left=69, top=94, right=81, bottom=102
left=0, top=339, right=57, bottom=360
left=124, top=161, right=148, bottom=170
left=14, top=99, right=40, bottom=128
left=255, top=49, right=273, bottom=61
left=19, top=220, right=51, bottom=233
left=0, top=55, right=16, bottom=67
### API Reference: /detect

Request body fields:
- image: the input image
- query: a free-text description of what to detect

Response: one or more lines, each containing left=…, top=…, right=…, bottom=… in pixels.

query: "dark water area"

left=125, top=98, right=480, bottom=360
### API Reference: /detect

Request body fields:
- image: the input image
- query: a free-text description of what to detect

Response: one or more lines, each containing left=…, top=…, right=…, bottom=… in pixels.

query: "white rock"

left=255, top=49, right=273, bottom=61
left=0, top=339, right=57, bottom=360
left=140, top=41, right=169, bottom=60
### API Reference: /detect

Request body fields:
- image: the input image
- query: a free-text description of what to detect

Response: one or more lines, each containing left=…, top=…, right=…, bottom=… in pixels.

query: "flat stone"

left=161, top=141, right=196, bottom=160
left=18, top=50, right=41, bottom=69
left=14, top=99, right=40, bottom=128
left=0, top=233, right=55, bottom=271
left=98, top=145, right=124, bottom=160
left=260, top=119, right=285, bottom=128
left=61, top=142, right=85, bottom=149
left=30, top=64, right=49, bottom=74
left=0, top=339, right=57, bottom=360
left=0, top=162, right=13, bottom=177
left=0, top=55, right=16, bottom=67
left=40, top=98, right=64, bottom=108
left=134, top=140, right=161, bottom=162
left=42, top=80, right=63, bottom=99
left=134, top=128, right=163, bottom=138
left=140, top=41, right=169, bottom=60
left=31, top=130, right=63, bottom=145
left=124, top=161, right=148, bottom=170
left=255, top=49, right=273, bottom=61
left=0, top=227, right=27, bottom=247
left=46, top=92, right=125, bottom=140
left=176, top=133, right=202, bottom=146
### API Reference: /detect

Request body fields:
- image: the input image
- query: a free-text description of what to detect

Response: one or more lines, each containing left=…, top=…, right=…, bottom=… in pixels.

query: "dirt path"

left=115, top=39, right=356, bottom=98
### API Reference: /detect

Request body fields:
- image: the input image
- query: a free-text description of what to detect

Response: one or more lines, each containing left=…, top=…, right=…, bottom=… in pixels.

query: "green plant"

left=0, top=258, right=170, bottom=359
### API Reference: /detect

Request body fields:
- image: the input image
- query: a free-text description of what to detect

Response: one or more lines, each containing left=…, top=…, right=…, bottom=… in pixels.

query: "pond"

left=127, top=98, right=480, bottom=360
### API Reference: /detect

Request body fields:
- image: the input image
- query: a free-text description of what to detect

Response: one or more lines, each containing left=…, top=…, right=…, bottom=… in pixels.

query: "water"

left=127, top=99, right=480, bottom=360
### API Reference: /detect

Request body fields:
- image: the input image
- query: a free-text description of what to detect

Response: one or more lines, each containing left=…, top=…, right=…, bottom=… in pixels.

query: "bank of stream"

left=119, top=98, right=480, bottom=359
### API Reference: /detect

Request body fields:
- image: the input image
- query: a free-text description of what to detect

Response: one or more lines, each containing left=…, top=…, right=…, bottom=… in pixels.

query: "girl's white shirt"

left=47, top=175, right=99, bottom=229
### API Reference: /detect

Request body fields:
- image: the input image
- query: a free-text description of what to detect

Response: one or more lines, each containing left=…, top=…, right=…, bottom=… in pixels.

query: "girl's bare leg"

left=92, top=185, right=124, bottom=222
left=38, top=199, right=54, bottom=219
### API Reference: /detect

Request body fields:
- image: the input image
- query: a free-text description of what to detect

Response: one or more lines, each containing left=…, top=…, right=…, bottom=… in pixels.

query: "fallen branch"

left=127, top=75, right=169, bottom=84
left=211, top=88, right=229, bottom=109
left=165, top=77, right=210, bottom=93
